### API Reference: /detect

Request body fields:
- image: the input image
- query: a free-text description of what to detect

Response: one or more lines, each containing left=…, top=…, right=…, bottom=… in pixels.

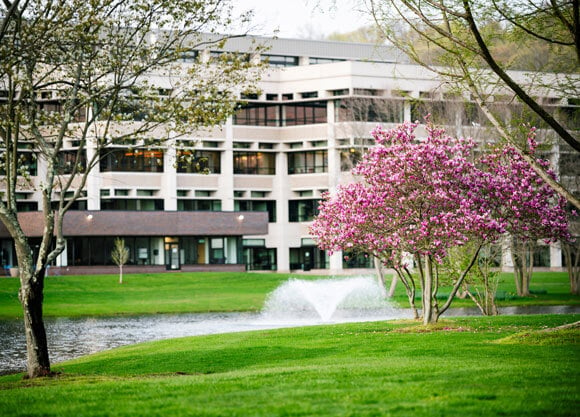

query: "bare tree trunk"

left=562, top=240, right=580, bottom=295
left=522, top=241, right=534, bottom=296
left=393, top=266, right=418, bottom=319
left=483, top=273, right=499, bottom=316
left=511, top=236, right=534, bottom=296
left=418, top=255, right=437, bottom=325
left=388, top=273, right=398, bottom=297
left=438, top=243, right=483, bottom=318
left=465, top=280, right=499, bottom=316
left=119, top=264, right=123, bottom=284
left=374, top=256, right=397, bottom=297
left=374, top=257, right=387, bottom=296
left=17, top=254, right=51, bottom=378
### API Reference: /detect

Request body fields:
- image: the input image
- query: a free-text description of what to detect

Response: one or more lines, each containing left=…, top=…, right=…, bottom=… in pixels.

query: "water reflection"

left=1, top=305, right=578, bottom=375
left=0, top=308, right=407, bottom=375
left=0, top=312, right=259, bottom=375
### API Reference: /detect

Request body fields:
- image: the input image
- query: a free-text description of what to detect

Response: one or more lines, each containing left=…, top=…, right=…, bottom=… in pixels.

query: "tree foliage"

left=0, top=0, right=262, bottom=378
left=327, top=25, right=384, bottom=44
left=366, top=0, right=580, bottom=210
left=311, top=122, right=570, bottom=324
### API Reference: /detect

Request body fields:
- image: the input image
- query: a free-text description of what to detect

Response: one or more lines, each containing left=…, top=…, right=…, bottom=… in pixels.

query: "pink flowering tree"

left=475, top=131, right=571, bottom=296
left=310, top=180, right=421, bottom=318
left=312, top=122, right=503, bottom=324
left=311, top=122, right=570, bottom=324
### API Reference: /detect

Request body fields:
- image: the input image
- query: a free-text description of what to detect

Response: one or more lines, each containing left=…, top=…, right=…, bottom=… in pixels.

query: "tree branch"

left=438, top=242, right=482, bottom=316
left=462, top=0, right=580, bottom=153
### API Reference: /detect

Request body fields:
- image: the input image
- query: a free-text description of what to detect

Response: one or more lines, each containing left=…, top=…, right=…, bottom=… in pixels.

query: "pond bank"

left=2, top=304, right=579, bottom=375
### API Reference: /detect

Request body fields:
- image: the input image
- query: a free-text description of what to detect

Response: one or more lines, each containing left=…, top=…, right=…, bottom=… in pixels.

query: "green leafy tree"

left=0, top=0, right=262, bottom=378
left=366, top=0, right=580, bottom=210
left=445, top=242, right=501, bottom=316
left=327, top=25, right=384, bottom=43
left=111, top=238, right=130, bottom=285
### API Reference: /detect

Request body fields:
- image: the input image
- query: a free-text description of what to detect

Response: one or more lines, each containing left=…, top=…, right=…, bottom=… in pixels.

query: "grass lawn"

left=0, top=314, right=578, bottom=416
left=0, top=272, right=303, bottom=319
left=390, top=271, right=580, bottom=309
left=0, top=271, right=578, bottom=319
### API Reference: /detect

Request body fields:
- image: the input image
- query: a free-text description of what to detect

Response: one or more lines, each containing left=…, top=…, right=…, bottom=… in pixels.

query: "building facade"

left=1, top=36, right=578, bottom=273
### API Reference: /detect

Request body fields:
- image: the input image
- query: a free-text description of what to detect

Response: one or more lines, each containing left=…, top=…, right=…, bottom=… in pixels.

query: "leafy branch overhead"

left=367, top=0, right=580, bottom=209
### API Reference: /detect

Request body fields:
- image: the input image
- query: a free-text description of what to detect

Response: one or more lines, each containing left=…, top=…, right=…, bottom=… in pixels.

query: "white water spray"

left=261, top=276, right=401, bottom=322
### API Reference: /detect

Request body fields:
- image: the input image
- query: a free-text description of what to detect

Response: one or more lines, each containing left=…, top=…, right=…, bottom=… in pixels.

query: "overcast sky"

left=232, top=0, right=371, bottom=39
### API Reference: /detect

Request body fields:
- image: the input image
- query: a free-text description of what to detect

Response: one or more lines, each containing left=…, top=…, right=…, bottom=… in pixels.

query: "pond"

left=0, top=308, right=406, bottom=375
left=1, top=304, right=578, bottom=376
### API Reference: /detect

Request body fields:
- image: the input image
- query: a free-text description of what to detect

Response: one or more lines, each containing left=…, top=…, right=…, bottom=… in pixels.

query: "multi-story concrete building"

left=1, top=35, right=577, bottom=274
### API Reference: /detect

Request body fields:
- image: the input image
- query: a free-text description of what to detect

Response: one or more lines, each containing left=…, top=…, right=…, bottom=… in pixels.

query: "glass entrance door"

left=164, top=237, right=180, bottom=270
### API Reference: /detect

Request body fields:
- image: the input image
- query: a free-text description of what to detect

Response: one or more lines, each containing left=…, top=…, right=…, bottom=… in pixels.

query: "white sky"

left=232, top=0, right=371, bottom=39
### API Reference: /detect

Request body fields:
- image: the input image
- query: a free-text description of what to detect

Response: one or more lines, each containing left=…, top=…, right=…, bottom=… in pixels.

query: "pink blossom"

left=310, top=122, right=570, bottom=264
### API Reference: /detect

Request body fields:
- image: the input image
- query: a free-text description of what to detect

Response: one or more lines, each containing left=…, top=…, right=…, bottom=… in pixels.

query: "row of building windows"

left=16, top=147, right=577, bottom=181
left=175, top=51, right=346, bottom=68
left=15, top=197, right=313, bottom=224
left=5, top=235, right=558, bottom=272
left=64, top=236, right=223, bottom=267
left=8, top=91, right=578, bottom=131
left=232, top=99, right=579, bottom=130
left=4, top=148, right=362, bottom=178
left=96, top=150, right=333, bottom=175
left=233, top=101, right=328, bottom=126
left=71, top=198, right=315, bottom=223
left=62, top=236, right=330, bottom=271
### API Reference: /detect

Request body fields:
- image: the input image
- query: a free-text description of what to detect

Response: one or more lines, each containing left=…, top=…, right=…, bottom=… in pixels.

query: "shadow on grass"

left=59, top=344, right=340, bottom=377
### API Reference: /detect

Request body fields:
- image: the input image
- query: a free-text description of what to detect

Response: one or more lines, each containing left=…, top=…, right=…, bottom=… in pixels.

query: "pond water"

left=1, top=304, right=578, bottom=375
left=0, top=308, right=406, bottom=375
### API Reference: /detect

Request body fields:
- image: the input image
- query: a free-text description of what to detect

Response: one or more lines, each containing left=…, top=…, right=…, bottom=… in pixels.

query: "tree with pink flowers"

left=311, top=122, right=570, bottom=324
left=475, top=131, right=571, bottom=296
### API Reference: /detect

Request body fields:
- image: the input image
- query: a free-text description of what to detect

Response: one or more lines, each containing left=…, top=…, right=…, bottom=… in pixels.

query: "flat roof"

left=199, top=33, right=408, bottom=63
left=0, top=211, right=268, bottom=238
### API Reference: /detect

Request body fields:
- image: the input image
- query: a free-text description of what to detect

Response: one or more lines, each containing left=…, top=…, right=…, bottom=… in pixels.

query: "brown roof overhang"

left=0, top=211, right=268, bottom=238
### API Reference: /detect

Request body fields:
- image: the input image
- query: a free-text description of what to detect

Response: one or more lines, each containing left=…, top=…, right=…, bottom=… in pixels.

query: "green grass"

left=0, top=271, right=578, bottom=319
left=0, top=272, right=309, bottom=319
left=390, top=271, right=580, bottom=309
left=0, top=314, right=578, bottom=416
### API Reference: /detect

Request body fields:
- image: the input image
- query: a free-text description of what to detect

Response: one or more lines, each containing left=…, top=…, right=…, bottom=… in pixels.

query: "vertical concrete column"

left=221, top=117, right=235, bottom=211
left=501, top=236, right=514, bottom=272
left=274, top=149, right=290, bottom=271
left=326, top=99, right=343, bottom=272
left=550, top=241, right=562, bottom=270
left=163, top=136, right=177, bottom=211
left=86, top=130, right=100, bottom=210
left=326, top=100, right=339, bottom=193
left=403, top=99, right=412, bottom=122
left=549, top=141, right=562, bottom=269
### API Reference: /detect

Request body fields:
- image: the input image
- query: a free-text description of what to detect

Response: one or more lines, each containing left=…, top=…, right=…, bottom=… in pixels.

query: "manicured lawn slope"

left=0, top=315, right=578, bottom=417
left=0, top=271, right=577, bottom=319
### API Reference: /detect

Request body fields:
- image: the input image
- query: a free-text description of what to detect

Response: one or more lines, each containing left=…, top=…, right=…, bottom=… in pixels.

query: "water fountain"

left=261, top=276, right=401, bottom=322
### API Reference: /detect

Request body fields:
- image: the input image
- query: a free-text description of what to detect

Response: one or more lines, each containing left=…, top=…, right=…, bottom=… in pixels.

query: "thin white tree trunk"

left=388, top=273, right=398, bottom=297
left=421, top=255, right=437, bottom=325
